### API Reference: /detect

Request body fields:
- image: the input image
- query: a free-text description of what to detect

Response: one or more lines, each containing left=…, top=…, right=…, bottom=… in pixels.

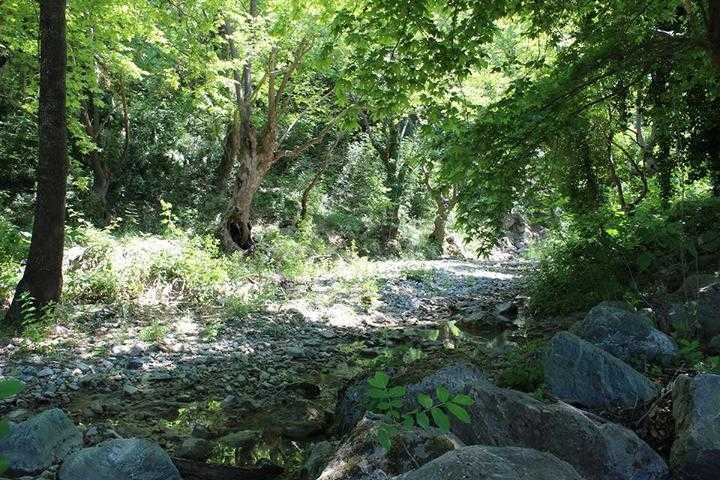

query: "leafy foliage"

left=366, top=371, right=474, bottom=450
left=0, top=378, right=23, bottom=474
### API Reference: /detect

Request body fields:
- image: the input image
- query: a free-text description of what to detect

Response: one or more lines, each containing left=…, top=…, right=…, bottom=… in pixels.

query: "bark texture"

left=5, top=0, right=68, bottom=331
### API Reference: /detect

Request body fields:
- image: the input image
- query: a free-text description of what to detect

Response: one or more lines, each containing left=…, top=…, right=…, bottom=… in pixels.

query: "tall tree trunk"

left=430, top=188, right=455, bottom=247
left=5, top=0, right=67, bottom=331
left=82, top=91, right=111, bottom=215
left=221, top=0, right=260, bottom=251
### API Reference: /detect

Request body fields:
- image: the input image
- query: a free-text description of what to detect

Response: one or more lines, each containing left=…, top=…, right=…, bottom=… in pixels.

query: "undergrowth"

left=527, top=194, right=720, bottom=316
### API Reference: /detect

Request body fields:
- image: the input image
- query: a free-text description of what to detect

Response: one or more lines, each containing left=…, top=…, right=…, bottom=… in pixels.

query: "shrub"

left=0, top=215, right=29, bottom=301
left=527, top=194, right=713, bottom=316
left=497, top=340, right=546, bottom=393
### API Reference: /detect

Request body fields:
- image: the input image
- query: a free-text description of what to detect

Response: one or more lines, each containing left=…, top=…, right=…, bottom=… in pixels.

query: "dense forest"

left=1, top=0, right=720, bottom=479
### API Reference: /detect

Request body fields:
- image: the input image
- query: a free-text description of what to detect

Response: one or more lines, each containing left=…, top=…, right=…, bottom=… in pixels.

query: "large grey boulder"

left=336, top=361, right=492, bottom=434
left=670, top=374, right=720, bottom=479
left=0, top=408, right=82, bottom=476
left=544, top=332, right=659, bottom=409
left=394, top=446, right=585, bottom=480
left=572, top=303, right=678, bottom=365
left=668, top=282, right=720, bottom=340
left=57, top=438, right=181, bottom=480
left=318, top=414, right=463, bottom=480
left=454, top=383, right=668, bottom=480
left=337, top=361, right=669, bottom=480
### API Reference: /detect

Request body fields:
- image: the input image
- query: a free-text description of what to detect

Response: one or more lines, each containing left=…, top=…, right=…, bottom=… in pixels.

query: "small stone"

left=219, top=430, right=261, bottom=450
left=287, top=346, right=305, bottom=359
left=123, top=384, right=139, bottom=396
left=37, top=368, right=54, bottom=378
left=175, top=437, right=214, bottom=462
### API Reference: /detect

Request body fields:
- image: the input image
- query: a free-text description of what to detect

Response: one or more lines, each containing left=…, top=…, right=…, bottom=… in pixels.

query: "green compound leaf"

left=0, top=379, right=24, bottom=399
left=431, top=407, right=450, bottom=432
left=416, top=411, right=430, bottom=429
left=446, top=402, right=471, bottom=424
left=451, top=394, right=475, bottom=406
left=417, top=393, right=433, bottom=410
left=436, top=386, right=450, bottom=403
left=368, top=371, right=390, bottom=389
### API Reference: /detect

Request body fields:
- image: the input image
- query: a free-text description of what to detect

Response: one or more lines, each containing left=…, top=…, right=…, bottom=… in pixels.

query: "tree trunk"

left=220, top=0, right=261, bottom=252
left=5, top=0, right=67, bottom=332
left=430, top=192, right=450, bottom=247
left=222, top=142, right=263, bottom=252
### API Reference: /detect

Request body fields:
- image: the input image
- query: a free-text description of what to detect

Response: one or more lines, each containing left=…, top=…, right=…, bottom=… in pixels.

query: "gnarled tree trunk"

left=5, top=0, right=67, bottom=331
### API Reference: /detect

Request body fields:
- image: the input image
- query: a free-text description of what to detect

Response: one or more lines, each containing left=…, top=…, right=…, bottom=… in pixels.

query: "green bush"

left=496, top=340, right=546, bottom=393
left=527, top=195, right=715, bottom=316
left=0, top=215, right=30, bottom=301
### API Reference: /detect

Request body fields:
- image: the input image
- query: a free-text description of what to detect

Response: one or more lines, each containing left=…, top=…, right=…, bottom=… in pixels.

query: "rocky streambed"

left=1, top=259, right=719, bottom=479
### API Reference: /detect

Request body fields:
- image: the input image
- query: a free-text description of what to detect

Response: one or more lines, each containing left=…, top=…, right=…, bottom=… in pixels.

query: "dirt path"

left=0, top=258, right=528, bottom=468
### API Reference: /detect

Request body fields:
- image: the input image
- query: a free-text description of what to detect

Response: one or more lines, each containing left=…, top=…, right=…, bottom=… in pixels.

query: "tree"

left=5, top=0, right=68, bottom=332
left=220, top=0, right=350, bottom=251
left=360, top=112, right=415, bottom=250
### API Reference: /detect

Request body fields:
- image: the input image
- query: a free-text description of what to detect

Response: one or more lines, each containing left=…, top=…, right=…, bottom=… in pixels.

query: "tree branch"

left=277, top=106, right=354, bottom=160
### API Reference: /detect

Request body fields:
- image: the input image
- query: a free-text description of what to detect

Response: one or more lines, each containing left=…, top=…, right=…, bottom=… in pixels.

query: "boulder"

left=174, top=437, right=214, bottom=462
left=57, top=438, right=181, bottom=480
left=336, top=361, right=492, bottom=434
left=670, top=374, right=720, bottom=479
left=394, top=445, right=585, bottom=480
left=301, top=440, right=338, bottom=480
left=668, top=282, right=720, bottom=340
left=572, top=303, right=678, bottom=365
left=318, top=414, right=463, bottom=480
left=338, top=361, right=670, bottom=480
left=544, top=332, right=659, bottom=409
left=0, top=408, right=82, bottom=476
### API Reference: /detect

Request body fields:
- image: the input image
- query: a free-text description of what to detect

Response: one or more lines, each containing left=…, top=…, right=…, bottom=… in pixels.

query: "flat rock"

left=0, top=408, right=82, bottom=476
left=572, top=303, right=677, bottom=365
left=57, top=438, right=181, bottom=480
left=394, top=445, right=584, bottom=480
left=544, top=332, right=659, bottom=409
left=670, top=374, right=720, bottom=479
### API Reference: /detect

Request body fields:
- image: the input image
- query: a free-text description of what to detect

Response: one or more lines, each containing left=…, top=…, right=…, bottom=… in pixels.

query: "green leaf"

left=446, top=403, right=471, bottom=423
left=0, top=456, right=9, bottom=475
left=431, top=407, right=451, bottom=432
left=402, top=415, right=415, bottom=428
left=377, top=427, right=392, bottom=450
left=0, top=379, right=23, bottom=399
left=436, top=386, right=450, bottom=403
left=417, top=393, right=433, bottom=409
left=368, top=371, right=390, bottom=389
left=368, top=387, right=388, bottom=399
left=416, top=411, right=430, bottom=429
left=0, top=420, right=9, bottom=438
left=452, top=394, right=474, bottom=406
left=387, top=386, right=406, bottom=398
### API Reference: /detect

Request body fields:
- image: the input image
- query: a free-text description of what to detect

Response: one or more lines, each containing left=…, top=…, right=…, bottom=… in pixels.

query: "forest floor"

left=0, top=256, right=535, bottom=471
